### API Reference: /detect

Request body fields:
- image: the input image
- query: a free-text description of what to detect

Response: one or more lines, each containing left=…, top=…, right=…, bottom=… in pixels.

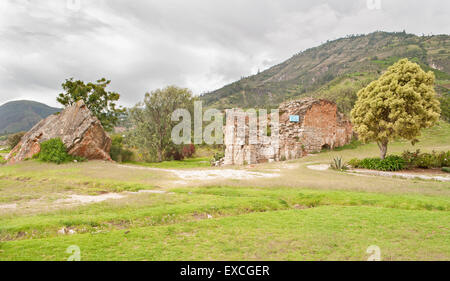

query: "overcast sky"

left=0, top=0, right=449, bottom=107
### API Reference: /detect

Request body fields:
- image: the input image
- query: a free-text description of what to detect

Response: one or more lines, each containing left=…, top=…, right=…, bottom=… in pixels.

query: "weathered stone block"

left=6, top=100, right=112, bottom=164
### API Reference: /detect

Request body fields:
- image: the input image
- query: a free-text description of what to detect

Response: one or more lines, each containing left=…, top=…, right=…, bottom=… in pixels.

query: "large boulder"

left=6, top=100, right=112, bottom=164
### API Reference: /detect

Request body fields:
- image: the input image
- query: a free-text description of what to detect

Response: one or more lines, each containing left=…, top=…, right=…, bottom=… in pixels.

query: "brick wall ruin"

left=223, top=98, right=353, bottom=165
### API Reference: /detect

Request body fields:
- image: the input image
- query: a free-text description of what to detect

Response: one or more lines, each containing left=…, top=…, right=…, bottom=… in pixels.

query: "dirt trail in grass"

left=350, top=169, right=450, bottom=182
left=0, top=160, right=282, bottom=211
left=306, top=164, right=450, bottom=182
left=117, top=164, right=280, bottom=180
left=307, top=164, right=330, bottom=171
left=0, top=203, right=17, bottom=210
left=57, top=189, right=171, bottom=204
left=0, top=190, right=171, bottom=211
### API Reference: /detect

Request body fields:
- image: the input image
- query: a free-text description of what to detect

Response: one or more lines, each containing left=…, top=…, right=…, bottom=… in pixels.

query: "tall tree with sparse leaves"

left=351, top=58, right=440, bottom=159
left=129, top=86, right=194, bottom=162
left=57, top=78, right=124, bottom=131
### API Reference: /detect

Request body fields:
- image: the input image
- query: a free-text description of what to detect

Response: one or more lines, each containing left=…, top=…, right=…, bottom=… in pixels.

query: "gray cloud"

left=0, top=0, right=449, bottom=107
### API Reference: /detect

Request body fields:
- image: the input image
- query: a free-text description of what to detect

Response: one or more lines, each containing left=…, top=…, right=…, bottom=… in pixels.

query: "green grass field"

left=0, top=123, right=449, bottom=261
left=128, top=157, right=212, bottom=169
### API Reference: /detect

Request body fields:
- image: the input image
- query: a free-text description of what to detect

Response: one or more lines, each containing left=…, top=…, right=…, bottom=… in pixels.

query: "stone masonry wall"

left=223, top=98, right=352, bottom=165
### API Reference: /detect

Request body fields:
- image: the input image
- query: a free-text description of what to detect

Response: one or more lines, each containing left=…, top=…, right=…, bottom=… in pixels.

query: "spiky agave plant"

left=330, top=156, right=348, bottom=171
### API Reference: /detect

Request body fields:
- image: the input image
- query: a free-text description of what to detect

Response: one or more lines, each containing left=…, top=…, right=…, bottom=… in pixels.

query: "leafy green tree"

left=57, top=78, right=124, bottom=131
left=351, top=58, right=440, bottom=159
left=129, top=86, right=194, bottom=162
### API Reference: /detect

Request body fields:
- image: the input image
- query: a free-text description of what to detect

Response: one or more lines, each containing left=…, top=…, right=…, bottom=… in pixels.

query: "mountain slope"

left=201, top=31, right=450, bottom=116
left=0, top=100, right=61, bottom=135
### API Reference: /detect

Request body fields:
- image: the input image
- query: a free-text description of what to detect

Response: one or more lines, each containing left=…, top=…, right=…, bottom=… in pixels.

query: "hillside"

left=201, top=31, right=450, bottom=118
left=0, top=100, right=61, bottom=135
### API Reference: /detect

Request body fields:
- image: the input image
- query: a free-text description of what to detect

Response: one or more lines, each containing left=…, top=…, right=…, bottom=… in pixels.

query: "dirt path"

left=350, top=169, right=450, bottom=182
left=307, top=164, right=330, bottom=171
left=0, top=189, right=171, bottom=211
left=55, top=189, right=170, bottom=205
left=0, top=165, right=280, bottom=211
left=117, top=164, right=280, bottom=180
left=306, top=164, right=450, bottom=182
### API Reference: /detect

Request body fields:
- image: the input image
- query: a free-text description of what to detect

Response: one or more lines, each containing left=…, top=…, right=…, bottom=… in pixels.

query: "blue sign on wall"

left=289, top=115, right=300, bottom=122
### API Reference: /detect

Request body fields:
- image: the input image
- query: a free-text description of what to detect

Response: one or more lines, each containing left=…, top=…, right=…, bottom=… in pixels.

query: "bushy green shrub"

left=381, top=155, right=406, bottom=171
left=348, top=158, right=360, bottom=168
left=436, top=151, right=450, bottom=168
left=35, top=138, right=84, bottom=164
left=211, top=151, right=225, bottom=165
left=351, top=150, right=450, bottom=171
left=442, top=167, right=450, bottom=173
left=414, top=153, right=437, bottom=169
left=401, top=149, right=421, bottom=168
left=354, top=155, right=405, bottom=171
left=110, top=135, right=134, bottom=163
left=402, top=149, right=450, bottom=169
left=121, top=149, right=134, bottom=162
left=163, top=144, right=196, bottom=161
left=212, top=151, right=225, bottom=162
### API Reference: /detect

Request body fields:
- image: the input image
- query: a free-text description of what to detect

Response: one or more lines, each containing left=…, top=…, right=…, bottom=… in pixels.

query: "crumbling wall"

left=224, top=98, right=353, bottom=165
left=283, top=99, right=352, bottom=153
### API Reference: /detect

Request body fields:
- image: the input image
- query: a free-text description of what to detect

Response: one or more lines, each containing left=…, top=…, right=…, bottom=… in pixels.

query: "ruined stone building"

left=224, top=98, right=353, bottom=165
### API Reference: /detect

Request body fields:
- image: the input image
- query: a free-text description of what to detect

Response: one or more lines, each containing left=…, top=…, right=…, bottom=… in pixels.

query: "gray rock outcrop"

left=6, top=100, right=112, bottom=164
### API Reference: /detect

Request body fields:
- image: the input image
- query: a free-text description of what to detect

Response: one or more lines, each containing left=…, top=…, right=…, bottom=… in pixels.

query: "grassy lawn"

left=127, top=157, right=212, bottom=169
left=2, top=206, right=448, bottom=261
left=0, top=123, right=449, bottom=260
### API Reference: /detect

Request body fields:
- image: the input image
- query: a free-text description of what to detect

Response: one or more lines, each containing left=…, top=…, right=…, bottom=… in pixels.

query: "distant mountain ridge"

left=0, top=100, right=61, bottom=135
left=200, top=31, right=450, bottom=117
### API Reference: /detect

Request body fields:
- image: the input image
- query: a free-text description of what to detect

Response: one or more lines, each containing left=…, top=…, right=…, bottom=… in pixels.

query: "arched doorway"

left=321, top=144, right=331, bottom=151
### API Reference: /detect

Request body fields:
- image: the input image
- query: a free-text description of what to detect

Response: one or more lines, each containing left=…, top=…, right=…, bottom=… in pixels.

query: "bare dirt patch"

left=117, top=164, right=279, bottom=180
left=56, top=193, right=126, bottom=204
left=0, top=203, right=17, bottom=210
left=172, top=169, right=279, bottom=180
left=0, top=190, right=172, bottom=214
left=56, top=189, right=170, bottom=205
left=307, top=164, right=330, bottom=171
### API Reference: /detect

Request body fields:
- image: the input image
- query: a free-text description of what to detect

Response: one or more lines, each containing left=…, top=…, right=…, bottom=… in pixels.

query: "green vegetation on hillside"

left=201, top=32, right=450, bottom=119
left=0, top=100, right=60, bottom=135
